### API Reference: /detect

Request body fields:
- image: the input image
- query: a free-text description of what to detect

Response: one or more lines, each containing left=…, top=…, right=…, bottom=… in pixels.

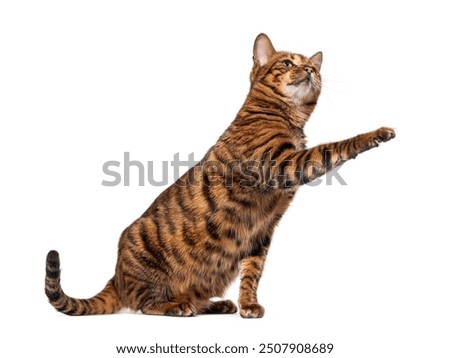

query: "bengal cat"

left=45, top=33, right=395, bottom=318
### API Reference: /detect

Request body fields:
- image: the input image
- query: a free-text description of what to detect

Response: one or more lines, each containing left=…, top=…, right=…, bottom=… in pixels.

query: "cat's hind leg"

left=141, top=300, right=237, bottom=316
left=201, top=300, right=238, bottom=314
left=141, top=301, right=197, bottom=317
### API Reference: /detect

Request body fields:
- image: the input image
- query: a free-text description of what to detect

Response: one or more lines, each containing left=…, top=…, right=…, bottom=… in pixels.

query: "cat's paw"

left=240, top=303, right=265, bottom=318
left=165, top=302, right=197, bottom=317
left=207, top=300, right=238, bottom=314
left=373, top=127, right=396, bottom=144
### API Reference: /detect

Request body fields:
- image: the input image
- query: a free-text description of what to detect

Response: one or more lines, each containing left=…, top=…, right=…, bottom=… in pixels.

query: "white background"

left=1, top=1, right=449, bottom=357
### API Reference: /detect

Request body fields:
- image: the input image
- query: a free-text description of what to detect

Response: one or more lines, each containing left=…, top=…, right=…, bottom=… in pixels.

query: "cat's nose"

left=304, top=66, right=314, bottom=74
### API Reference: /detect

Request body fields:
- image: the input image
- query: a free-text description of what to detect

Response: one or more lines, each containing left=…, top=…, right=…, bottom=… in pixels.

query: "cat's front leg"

left=261, top=127, right=395, bottom=190
left=238, top=240, right=270, bottom=318
left=344, top=127, right=396, bottom=158
left=238, top=255, right=266, bottom=318
left=295, top=127, right=396, bottom=185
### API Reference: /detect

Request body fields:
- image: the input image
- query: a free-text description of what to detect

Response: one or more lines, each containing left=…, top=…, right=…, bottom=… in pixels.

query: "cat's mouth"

left=289, top=76, right=312, bottom=86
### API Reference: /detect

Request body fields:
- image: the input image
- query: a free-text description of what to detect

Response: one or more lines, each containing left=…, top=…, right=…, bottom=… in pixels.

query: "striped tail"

left=45, top=250, right=120, bottom=315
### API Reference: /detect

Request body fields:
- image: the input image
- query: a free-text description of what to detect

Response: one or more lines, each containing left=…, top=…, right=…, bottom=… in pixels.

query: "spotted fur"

left=45, top=33, right=395, bottom=318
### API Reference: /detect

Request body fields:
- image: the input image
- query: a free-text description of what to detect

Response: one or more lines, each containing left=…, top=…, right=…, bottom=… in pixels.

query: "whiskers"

left=318, top=74, right=352, bottom=105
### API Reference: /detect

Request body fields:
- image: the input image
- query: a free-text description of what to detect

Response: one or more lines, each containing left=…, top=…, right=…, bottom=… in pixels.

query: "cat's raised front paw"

left=374, top=127, right=396, bottom=144
left=240, top=303, right=265, bottom=318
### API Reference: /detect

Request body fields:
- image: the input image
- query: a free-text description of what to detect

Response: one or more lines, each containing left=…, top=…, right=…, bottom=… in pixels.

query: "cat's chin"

left=284, top=82, right=312, bottom=102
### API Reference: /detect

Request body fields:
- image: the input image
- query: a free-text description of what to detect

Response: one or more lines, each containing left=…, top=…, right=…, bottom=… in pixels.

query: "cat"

left=45, top=33, right=395, bottom=318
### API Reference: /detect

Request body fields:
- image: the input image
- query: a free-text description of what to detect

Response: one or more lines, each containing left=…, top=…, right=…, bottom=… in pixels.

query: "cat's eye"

left=282, top=60, right=295, bottom=68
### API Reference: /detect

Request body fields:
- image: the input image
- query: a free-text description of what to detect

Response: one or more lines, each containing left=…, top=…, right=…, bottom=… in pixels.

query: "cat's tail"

left=45, top=250, right=121, bottom=315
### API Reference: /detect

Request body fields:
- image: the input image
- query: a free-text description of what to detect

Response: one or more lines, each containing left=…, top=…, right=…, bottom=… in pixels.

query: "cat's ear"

left=253, top=33, right=276, bottom=66
left=310, top=51, right=323, bottom=71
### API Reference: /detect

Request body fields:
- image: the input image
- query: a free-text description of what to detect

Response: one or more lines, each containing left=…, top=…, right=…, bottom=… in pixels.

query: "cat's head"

left=250, top=33, right=322, bottom=106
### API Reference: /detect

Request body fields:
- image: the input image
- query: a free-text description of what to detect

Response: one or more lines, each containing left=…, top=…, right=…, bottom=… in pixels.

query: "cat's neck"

left=241, top=85, right=317, bottom=131
left=287, top=102, right=317, bottom=129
